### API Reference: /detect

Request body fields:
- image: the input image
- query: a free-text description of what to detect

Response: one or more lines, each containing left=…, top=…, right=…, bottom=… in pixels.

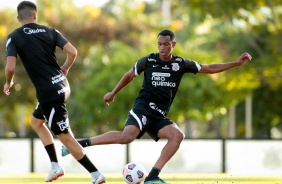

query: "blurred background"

left=0, top=0, right=282, bottom=176
left=0, top=0, right=281, bottom=139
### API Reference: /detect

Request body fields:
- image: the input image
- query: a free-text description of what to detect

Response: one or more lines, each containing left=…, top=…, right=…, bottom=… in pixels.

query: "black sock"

left=45, top=144, right=58, bottom=162
left=144, top=167, right=161, bottom=181
left=78, top=155, right=98, bottom=173
left=78, top=138, right=91, bottom=147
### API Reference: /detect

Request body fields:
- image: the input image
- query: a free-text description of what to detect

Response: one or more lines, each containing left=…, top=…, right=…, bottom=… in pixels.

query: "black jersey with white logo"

left=6, top=23, right=70, bottom=104
left=133, top=53, right=201, bottom=117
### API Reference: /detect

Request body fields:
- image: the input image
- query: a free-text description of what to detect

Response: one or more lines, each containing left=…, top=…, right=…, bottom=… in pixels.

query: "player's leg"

left=145, top=121, right=184, bottom=184
left=57, top=132, right=105, bottom=183
left=32, top=104, right=64, bottom=182
left=61, top=110, right=143, bottom=156
left=153, top=123, right=184, bottom=169
left=31, top=116, right=53, bottom=146
left=44, top=98, right=105, bottom=184
left=90, top=125, right=140, bottom=145
left=89, top=109, right=144, bottom=145
left=61, top=125, right=140, bottom=156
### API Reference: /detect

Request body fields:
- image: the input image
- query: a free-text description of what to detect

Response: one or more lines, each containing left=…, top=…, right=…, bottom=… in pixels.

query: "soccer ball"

left=122, top=162, right=146, bottom=184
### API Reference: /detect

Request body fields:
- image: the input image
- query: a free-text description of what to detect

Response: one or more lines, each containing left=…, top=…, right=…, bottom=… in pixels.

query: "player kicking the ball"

left=62, top=29, right=252, bottom=184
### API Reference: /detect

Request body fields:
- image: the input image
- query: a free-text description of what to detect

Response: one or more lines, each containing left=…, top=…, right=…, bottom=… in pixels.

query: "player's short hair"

left=158, top=30, right=175, bottom=41
left=17, top=1, right=37, bottom=20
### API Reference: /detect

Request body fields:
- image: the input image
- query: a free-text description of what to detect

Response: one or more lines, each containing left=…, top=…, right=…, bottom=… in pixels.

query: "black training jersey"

left=6, top=23, right=70, bottom=104
left=133, top=53, right=201, bottom=117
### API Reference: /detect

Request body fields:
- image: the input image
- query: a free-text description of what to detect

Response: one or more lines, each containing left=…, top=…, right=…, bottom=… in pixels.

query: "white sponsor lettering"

left=148, top=58, right=156, bottom=62
left=175, top=58, right=182, bottom=62
left=23, top=28, right=46, bottom=34
left=152, top=72, right=170, bottom=77
left=149, top=102, right=166, bottom=116
left=152, top=81, right=176, bottom=87
left=162, top=65, right=170, bottom=69
left=151, top=72, right=176, bottom=87
left=57, top=86, right=70, bottom=95
left=52, top=74, right=66, bottom=84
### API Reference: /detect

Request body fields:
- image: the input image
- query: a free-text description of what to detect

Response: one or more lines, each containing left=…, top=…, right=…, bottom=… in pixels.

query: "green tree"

left=1, top=0, right=281, bottom=138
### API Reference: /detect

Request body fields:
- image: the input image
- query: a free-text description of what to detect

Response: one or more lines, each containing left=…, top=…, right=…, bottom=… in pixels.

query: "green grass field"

left=0, top=173, right=282, bottom=184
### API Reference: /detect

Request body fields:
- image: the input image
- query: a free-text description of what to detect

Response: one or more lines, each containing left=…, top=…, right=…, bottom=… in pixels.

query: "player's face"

left=157, top=35, right=176, bottom=61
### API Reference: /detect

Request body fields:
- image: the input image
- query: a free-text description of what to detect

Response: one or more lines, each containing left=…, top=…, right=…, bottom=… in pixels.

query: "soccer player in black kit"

left=62, top=30, right=252, bottom=183
left=3, top=1, right=105, bottom=184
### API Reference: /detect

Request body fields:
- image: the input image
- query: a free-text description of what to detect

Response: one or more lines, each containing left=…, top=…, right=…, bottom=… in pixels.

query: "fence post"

left=126, top=144, right=130, bottom=164
left=222, top=139, right=226, bottom=173
left=30, top=138, right=34, bottom=173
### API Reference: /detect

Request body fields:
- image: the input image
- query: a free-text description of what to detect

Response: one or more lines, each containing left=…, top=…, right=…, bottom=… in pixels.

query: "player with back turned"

left=3, top=1, right=105, bottom=184
left=62, top=30, right=252, bottom=184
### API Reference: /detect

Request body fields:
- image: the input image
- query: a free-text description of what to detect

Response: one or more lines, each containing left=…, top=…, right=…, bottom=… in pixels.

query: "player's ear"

left=172, top=41, right=176, bottom=47
left=17, top=16, right=21, bottom=22
left=33, top=12, right=37, bottom=20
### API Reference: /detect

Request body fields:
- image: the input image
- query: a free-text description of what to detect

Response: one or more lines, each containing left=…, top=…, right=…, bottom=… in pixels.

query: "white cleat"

left=92, top=174, right=106, bottom=184
left=45, top=165, right=64, bottom=182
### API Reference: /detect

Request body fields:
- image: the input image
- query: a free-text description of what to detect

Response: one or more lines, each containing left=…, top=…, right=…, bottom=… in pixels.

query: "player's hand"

left=237, top=52, right=252, bottom=65
left=104, top=92, right=115, bottom=105
left=60, top=65, right=69, bottom=76
left=3, top=81, right=14, bottom=95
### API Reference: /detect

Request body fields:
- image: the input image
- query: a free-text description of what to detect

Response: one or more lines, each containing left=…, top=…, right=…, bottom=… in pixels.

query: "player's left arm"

left=199, top=52, right=252, bottom=74
left=3, top=56, right=16, bottom=95
left=61, top=42, right=77, bottom=76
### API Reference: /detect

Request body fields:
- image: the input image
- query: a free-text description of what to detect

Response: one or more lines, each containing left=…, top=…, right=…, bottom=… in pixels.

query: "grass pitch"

left=0, top=173, right=282, bottom=184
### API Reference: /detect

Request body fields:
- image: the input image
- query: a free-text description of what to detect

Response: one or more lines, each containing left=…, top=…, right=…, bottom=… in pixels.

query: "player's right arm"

left=3, top=56, right=16, bottom=95
left=4, top=34, right=17, bottom=96
left=104, top=68, right=136, bottom=105
left=104, top=56, right=147, bottom=105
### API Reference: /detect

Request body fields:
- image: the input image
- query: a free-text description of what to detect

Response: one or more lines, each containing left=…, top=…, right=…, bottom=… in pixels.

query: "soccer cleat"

left=92, top=174, right=106, bottom=184
left=61, top=144, right=70, bottom=156
left=45, top=165, right=64, bottom=182
left=144, top=177, right=171, bottom=184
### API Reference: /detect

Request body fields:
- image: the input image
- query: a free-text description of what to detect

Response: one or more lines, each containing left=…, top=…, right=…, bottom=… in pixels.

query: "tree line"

left=0, top=0, right=281, bottom=138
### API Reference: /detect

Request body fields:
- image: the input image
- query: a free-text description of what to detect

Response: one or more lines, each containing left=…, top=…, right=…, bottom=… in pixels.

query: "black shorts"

left=125, top=109, right=175, bottom=142
left=33, top=97, right=69, bottom=135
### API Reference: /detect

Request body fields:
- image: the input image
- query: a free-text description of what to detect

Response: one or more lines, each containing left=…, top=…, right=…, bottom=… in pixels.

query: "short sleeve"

left=55, top=29, right=68, bottom=49
left=184, top=59, right=202, bottom=74
left=133, top=56, right=147, bottom=76
left=6, top=35, right=17, bottom=57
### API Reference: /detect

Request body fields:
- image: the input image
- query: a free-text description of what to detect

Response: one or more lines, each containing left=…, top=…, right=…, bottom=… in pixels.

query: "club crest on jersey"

left=142, top=115, right=147, bottom=125
left=172, top=63, right=180, bottom=71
